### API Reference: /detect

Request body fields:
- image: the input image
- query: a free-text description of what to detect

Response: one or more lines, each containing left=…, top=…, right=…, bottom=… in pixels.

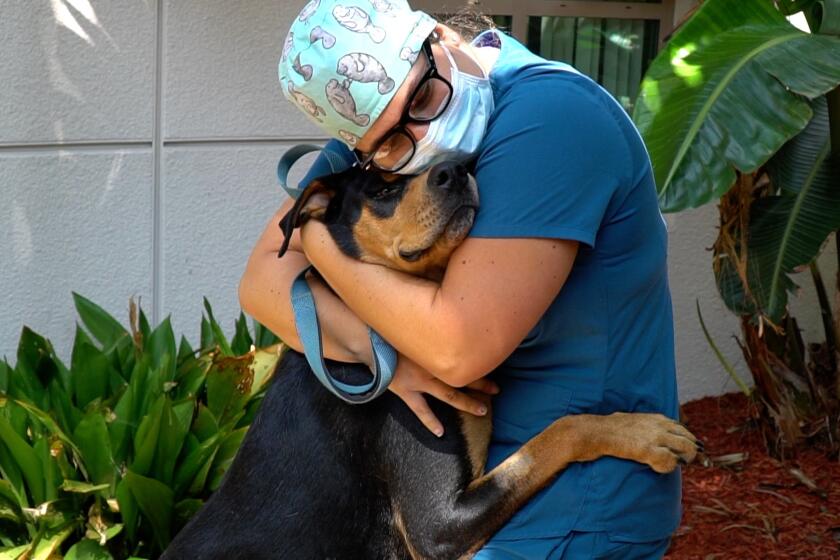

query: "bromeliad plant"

left=634, top=0, right=840, bottom=455
left=0, top=294, right=282, bottom=559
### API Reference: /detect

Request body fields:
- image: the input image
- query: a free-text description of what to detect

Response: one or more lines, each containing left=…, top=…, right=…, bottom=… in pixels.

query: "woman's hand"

left=389, top=353, right=499, bottom=437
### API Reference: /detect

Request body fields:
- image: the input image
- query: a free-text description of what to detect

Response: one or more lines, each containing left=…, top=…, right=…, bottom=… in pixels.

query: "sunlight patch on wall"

left=100, top=152, right=125, bottom=206
left=51, top=0, right=94, bottom=45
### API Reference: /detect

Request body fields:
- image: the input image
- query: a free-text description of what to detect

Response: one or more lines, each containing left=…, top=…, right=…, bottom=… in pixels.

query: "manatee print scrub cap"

left=279, top=0, right=437, bottom=148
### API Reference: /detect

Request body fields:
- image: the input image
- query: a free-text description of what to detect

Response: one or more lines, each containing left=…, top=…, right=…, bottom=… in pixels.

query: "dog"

left=162, top=161, right=698, bottom=560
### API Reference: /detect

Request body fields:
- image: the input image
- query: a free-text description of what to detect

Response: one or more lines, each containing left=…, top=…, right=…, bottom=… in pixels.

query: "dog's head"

left=278, top=161, right=479, bottom=281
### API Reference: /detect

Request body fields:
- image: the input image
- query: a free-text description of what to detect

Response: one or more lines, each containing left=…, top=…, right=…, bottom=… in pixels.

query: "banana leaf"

left=633, top=0, right=840, bottom=212
left=748, top=97, right=840, bottom=321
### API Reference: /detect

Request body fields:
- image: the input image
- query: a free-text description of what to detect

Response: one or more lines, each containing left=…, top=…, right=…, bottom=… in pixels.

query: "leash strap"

left=279, top=144, right=397, bottom=403
left=291, top=267, right=397, bottom=403
left=277, top=143, right=355, bottom=198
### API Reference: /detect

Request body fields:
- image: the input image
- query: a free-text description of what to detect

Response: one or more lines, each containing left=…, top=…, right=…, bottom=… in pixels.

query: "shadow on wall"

left=2, top=0, right=157, bottom=362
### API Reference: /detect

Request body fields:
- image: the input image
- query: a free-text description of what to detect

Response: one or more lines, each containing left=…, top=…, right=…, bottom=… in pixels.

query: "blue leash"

left=277, top=145, right=397, bottom=404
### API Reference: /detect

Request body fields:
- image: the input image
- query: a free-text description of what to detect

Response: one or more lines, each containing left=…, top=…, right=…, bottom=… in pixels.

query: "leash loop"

left=279, top=145, right=397, bottom=403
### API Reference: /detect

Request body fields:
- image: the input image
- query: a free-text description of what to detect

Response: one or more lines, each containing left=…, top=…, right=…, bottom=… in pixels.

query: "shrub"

left=0, top=294, right=283, bottom=559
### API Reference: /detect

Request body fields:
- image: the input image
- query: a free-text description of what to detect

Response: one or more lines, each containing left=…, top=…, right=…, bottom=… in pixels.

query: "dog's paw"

left=607, top=412, right=700, bottom=474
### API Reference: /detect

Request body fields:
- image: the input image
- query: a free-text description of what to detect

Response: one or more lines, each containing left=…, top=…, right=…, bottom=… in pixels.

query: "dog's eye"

left=399, top=248, right=424, bottom=262
left=372, top=185, right=400, bottom=200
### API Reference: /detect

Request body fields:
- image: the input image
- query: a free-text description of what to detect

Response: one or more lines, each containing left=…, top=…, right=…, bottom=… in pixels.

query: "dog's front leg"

left=394, top=412, right=698, bottom=560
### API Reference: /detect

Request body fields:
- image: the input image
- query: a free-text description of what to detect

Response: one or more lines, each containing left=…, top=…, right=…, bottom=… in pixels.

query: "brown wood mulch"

left=665, top=393, right=840, bottom=559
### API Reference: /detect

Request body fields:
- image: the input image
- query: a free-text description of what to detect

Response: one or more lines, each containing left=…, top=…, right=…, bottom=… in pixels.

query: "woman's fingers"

left=428, top=380, right=488, bottom=417
left=400, top=391, right=444, bottom=437
left=466, top=378, right=500, bottom=395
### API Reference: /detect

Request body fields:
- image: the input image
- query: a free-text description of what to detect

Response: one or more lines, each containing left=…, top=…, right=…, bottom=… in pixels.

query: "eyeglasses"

left=355, top=38, right=453, bottom=173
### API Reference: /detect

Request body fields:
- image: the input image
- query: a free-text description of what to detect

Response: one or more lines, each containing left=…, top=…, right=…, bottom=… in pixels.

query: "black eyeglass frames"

left=356, top=38, right=453, bottom=173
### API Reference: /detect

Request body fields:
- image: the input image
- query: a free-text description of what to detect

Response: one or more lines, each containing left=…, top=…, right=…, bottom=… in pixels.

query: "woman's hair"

left=441, top=5, right=496, bottom=41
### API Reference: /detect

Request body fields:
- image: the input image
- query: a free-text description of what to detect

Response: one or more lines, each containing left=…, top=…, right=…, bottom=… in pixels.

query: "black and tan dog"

left=162, top=162, right=698, bottom=560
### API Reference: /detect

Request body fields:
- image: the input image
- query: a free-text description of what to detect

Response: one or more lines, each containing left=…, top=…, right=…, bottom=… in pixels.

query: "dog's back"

left=164, top=351, right=472, bottom=560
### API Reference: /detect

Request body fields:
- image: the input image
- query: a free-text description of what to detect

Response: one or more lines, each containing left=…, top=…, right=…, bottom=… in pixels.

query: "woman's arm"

left=239, top=199, right=496, bottom=434
left=301, top=220, right=578, bottom=387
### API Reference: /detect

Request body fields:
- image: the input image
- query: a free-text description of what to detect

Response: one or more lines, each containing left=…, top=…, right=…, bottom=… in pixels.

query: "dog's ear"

left=277, top=178, right=336, bottom=258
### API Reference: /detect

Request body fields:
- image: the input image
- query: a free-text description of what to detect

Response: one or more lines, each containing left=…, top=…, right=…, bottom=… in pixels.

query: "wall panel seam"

left=152, top=0, right=164, bottom=325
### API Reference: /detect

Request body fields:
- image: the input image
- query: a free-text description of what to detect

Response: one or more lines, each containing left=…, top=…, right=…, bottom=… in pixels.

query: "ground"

left=665, top=393, right=840, bottom=559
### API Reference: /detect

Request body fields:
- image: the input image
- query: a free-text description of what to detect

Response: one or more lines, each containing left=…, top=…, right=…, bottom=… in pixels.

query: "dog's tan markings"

left=352, top=172, right=466, bottom=279
left=458, top=393, right=493, bottom=480
left=392, top=505, right=422, bottom=560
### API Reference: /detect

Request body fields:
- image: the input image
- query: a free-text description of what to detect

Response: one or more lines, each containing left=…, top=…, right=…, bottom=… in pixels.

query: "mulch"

left=665, top=392, right=840, bottom=559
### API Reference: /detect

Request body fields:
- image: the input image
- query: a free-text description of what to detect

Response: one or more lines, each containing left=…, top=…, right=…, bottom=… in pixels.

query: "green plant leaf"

left=0, top=545, right=28, bottom=559
left=203, top=299, right=233, bottom=356
left=205, top=355, right=252, bottom=429
left=191, top=404, right=218, bottom=442
left=172, top=356, right=208, bottom=401
left=0, top=415, right=44, bottom=504
left=22, top=525, right=75, bottom=560
left=150, top=398, right=192, bottom=485
left=200, top=317, right=213, bottom=351
left=72, top=412, right=115, bottom=486
left=746, top=97, right=840, bottom=321
left=0, top=479, right=23, bottom=527
left=127, top=356, right=157, bottom=427
left=130, top=396, right=165, bottom=477
left=0, top=425, right=29, bottom=507
left=71, top=332, right=112, bottom=410
left=13, top=327, right=58, bottom=406
left=9, top=396, right=83, bottom=468
left=173, top=498, right=203, bottom=525
left=238, top=394, right=265, bottom=429
left=208, top=427, right=247, bottom=491
left=172, top=434, right=219, bottom=497
left=65, top=539, right=114, bottom=560
left=47, top=378, right=81, bottom=436
left=72, top=293, right=129, bottom=351
left=230, top=312, right=253, bottom=356
left=108, top=384, right=133, bottom=463
left=123, top=469, right=173, bottom=550
left=59, top=480, right=110, bottom=494
left=176, top=336, right=194, bottom=364
left=250, top=346, right=281, bottom=398
left=115, top=478, right=137, bottom=544
left=253, top=319, right=280, bottom=349
left=138, top=307, right=151, bottom=343
left=33, top=439, right=60, bottom=502
left=633, top=0, right=840, bottom=212
left=0, top=360, right=11, bottom=394
left=146, top=317, right=176, bottom=383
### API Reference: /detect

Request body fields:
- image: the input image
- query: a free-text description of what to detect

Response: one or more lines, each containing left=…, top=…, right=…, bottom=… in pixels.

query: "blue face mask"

left=398, top=45, right=494, bottom=175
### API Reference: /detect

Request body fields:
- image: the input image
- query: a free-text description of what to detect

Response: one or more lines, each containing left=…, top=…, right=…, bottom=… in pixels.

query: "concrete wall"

left=1, top=0, right=834, bottom=403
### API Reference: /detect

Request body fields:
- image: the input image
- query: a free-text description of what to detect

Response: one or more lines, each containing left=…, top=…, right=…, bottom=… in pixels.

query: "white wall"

left=1, top=0, right=834, bottom=403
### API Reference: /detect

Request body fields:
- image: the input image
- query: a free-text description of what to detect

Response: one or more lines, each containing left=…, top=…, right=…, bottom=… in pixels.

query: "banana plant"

left=635, top=0, right=840, bottom=323
left=0, top=295, right=282, bottom=559
left=633, top=0, right=840, bottom=453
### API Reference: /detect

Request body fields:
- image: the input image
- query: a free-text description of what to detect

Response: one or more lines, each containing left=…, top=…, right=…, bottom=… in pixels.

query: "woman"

left=239, top=1, right=681, bottom=557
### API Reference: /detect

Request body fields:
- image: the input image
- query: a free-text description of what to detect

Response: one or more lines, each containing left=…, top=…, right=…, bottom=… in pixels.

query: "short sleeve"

left=470, top=74, right=633, bottom=247
left=284, top=139, right=357, bottom=200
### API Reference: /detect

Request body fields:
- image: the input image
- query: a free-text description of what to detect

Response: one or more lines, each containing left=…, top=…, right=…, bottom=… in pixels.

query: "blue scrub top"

left=295, top=30, right=681, bottom=543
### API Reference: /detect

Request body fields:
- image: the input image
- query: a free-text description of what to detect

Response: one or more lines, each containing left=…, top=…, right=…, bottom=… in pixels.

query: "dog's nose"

left=427, top=162, right=468, bottom=191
